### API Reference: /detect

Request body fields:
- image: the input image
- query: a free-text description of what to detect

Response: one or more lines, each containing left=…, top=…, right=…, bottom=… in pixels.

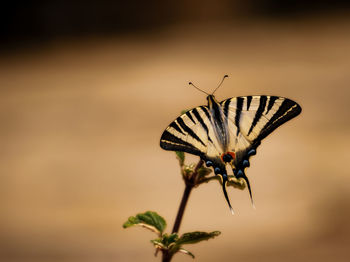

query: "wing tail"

left=221, top=174, right=234, bottom=214
left=234, top=169, right=254, bottom=207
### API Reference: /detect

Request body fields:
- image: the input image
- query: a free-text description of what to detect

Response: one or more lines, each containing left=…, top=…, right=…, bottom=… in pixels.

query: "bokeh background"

left=1, top=1, right=350, bottom=261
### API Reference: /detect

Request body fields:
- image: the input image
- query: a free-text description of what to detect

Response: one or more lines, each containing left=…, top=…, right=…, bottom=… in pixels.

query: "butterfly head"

left=206, top=94, right=218, bottom=107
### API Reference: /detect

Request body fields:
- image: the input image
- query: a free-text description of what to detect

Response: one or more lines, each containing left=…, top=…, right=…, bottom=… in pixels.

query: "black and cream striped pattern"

left=160, top=106, right=212, bottom=157
left=161, top=95, right=301, bottom=162
left=160, top=94, right=301, bottom=212
left=224, top=95, right=301, bottom=143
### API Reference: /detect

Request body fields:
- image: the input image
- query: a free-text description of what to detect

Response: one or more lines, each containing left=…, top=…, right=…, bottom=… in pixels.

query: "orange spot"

left=221, top=152, right=236, bottom=162
left=228, top=152, right=236, bottom=159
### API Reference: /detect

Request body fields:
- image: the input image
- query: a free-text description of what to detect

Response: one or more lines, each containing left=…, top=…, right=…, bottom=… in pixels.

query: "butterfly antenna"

left=212, top=74, right=229, bottom=95
left=221, top=174, right=234, bottom=214
left=188, top=81, right=209, bottom=96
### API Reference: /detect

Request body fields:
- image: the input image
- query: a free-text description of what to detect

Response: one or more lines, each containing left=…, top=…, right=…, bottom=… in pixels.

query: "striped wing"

left=221, top=95, right=302, bottom=172
left=160, top=95, right=301, bottom=211
left=160, top=106, right=225, bottom=167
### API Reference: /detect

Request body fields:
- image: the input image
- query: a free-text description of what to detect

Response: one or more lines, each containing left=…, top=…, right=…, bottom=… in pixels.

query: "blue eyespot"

left=248, top=149, right=256, bottom=156
left=206, top=161, right=213, bottom=167
left=243, top=160, right=250, bottom=167
left=236, top=170, right=244, bottom=177
left=214, top=167, right=221, bottom=174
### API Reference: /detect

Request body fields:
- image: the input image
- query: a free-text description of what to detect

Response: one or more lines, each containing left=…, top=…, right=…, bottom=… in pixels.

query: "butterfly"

left=160, top=75, right=302, bottom=213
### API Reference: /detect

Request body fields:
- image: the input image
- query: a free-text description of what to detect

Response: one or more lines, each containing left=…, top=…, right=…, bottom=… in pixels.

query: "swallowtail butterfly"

left=160, top=76, right=302, bottom=213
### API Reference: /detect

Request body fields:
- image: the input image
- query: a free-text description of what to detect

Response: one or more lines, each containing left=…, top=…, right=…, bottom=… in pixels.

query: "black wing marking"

left=160, top=106, right=211, bottom=156
left=160, top=95, right=301, bottom=211
left=160, top=105, right=228, bottom=172
left=221, top=95, right=301, bottom=161
left=221, top=95, right=301, bottom=202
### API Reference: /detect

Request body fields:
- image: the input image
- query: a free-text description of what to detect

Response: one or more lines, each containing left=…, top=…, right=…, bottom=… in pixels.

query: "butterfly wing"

left=160, top=95, right=301, bottom=211
left=221, top=95, right=302, bottom=200
left=222, top=95, right=301, bottom=164
left=160, top=105, right=226, bottom=169
left=160, top=96, right=301, bottom=171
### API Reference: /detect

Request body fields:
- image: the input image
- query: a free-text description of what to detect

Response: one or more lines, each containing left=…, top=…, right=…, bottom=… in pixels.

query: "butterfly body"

left=160, top=93, right=301, bottom=212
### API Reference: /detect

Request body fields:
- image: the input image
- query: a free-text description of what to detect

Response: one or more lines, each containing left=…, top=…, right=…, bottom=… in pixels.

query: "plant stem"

left=162, top=160, right=204, bottom=262
left=172, top=184, right=192, bottom=234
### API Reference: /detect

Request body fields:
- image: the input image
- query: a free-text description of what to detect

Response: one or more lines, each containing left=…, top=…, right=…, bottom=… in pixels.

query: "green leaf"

left=161, top=233, right=179, bottom=246
left=179, top=248, right=195, bottom=259
left=175, top=151, right=185, bottom=166
left=123, top=211, right=167, bottom=235
left=197, top=166, right=212, bottom=179
left=183, top=163, right=195, bottom=176
left=151, top=239, right=167, bottom=250
left=227, top=176, right=246, bottom=190
left=199, top=175, right=246, bottom=190
left=176, top=231, right=221, bottom=246
left=166, top=233, right=179, bottom=245
left=168, top=231, right=220, bottom=258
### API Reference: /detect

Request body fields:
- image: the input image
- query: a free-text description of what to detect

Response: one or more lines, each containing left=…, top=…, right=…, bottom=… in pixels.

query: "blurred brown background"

left=1, top=1, right=350, bottom=262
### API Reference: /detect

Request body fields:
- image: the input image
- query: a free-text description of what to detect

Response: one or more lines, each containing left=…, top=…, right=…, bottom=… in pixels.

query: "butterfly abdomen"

left=207, top=95, right=230, bottom=152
